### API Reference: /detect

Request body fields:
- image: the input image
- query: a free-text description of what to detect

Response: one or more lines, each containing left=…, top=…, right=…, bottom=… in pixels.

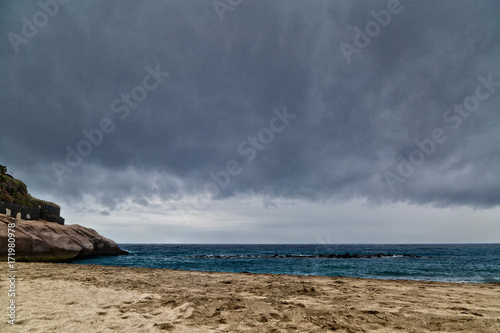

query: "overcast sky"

left=1, top=0, right=499, bottom=243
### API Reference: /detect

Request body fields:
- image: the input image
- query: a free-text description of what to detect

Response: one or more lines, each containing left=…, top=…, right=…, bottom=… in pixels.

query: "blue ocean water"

left=71, top=244, right=500, bottom=283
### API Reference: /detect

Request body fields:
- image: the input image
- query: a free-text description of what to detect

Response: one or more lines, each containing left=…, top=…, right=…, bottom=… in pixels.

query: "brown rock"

left=0, top=214, right=127, bottom=262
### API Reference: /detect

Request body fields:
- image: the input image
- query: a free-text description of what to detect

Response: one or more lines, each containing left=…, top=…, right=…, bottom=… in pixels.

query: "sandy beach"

left=1, top=263, right=499, bottom=332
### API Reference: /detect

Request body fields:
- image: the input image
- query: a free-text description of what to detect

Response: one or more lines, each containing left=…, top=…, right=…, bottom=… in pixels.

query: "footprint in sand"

left=153, top=322, right=175, bottom=330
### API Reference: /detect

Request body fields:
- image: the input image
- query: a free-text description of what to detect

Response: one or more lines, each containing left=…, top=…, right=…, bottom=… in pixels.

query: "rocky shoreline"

left=0, top=214, right=127, bottom=262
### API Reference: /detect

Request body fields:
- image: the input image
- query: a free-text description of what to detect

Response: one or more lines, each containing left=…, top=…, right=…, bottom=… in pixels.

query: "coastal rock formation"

left=0, top=171, right=65, bottom=224
left=0, top=214, right=127, bottom=262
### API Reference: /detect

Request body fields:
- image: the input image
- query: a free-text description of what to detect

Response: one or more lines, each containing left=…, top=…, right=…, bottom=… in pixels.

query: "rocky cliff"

left=0, top=214, right=127, bottom=262
left=0, top=172, right=65, bottom=224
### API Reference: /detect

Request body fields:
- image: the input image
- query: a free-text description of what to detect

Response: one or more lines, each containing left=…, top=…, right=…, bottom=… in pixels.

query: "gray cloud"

left=1, top=0, right=499, bottom=213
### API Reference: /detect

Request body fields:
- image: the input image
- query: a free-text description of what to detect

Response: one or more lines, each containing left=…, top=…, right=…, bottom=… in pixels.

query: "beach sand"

left=1, top=263, right=499, bottom=332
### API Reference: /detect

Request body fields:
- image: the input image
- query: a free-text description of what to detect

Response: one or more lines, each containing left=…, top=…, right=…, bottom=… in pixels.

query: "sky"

left=0, top=0, right=499, bottom=243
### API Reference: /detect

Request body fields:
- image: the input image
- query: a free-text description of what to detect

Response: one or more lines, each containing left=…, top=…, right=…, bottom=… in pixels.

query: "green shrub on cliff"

left=0, top=173, right=60, bottom=209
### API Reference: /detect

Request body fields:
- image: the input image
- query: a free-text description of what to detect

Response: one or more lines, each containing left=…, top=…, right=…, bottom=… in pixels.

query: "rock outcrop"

left=0, top=214, right=128, bottom=262
left=1, top=172, right=65, bottom=224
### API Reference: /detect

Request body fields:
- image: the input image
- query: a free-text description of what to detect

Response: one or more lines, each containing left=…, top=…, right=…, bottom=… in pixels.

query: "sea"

left=70, top=243, right=500, bottom=283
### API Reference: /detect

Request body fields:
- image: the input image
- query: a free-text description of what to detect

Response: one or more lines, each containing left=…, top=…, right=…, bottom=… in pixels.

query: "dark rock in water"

left=0, top=214, right=127, bottom=262
left=196, top=252, right=422, bottom=260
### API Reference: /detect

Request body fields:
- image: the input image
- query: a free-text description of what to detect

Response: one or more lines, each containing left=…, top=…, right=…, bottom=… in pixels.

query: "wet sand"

left=1, top=262, right=499, bottom=332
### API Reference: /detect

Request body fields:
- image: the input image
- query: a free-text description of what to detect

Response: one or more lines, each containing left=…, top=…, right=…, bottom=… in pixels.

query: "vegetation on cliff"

left=0, top=165, right=59, bottom=209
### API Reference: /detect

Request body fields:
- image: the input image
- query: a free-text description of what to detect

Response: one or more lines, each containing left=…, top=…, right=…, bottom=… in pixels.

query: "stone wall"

left=40, top=203, right=64, bottom=224
left=0, top=201, right=40, bottom=220
left=0, top=201, right=64, bottom=225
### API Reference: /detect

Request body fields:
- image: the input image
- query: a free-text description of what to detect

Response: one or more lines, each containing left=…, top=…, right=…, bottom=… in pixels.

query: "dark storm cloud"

left=1, top=0, right=499, bottom=210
